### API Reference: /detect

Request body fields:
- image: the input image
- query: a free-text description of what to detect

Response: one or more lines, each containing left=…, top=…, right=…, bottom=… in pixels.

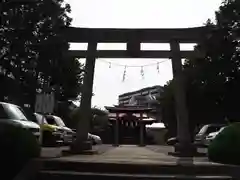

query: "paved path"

left=45, top=145, right=214, bottom=165
left=99, top=145, right=170, bottom=163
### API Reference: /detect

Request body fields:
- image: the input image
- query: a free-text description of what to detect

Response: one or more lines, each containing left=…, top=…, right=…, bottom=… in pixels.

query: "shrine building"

left=105, top=105, right=157, bottom=146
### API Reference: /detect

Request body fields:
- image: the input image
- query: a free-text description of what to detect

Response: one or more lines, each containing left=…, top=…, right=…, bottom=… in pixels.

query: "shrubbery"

left=208, top=123, right=240, bottom=165
left=0, top=125, right=40, bottom=179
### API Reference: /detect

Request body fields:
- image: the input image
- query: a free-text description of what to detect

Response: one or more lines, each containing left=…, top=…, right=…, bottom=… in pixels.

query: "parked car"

left=45, top=115, right=75, bottom=144
left=0, top=102, right=40, bottom=139
left=204, top=126, right=226, bottom=146
left=166, top=137, right=178, bottom=145
left=70, top=128, right=101, bottom=145
left=88, top=133, right=102, bottom=145
left=195, top=124, right=225, bottom=146
left=31, top=113, right=63, bottom=146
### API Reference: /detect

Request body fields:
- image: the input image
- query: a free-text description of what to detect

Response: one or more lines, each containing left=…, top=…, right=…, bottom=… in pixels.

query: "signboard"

left=35, top=93, right=55, bottom=146
left=35, top=93, right=55, bottom=114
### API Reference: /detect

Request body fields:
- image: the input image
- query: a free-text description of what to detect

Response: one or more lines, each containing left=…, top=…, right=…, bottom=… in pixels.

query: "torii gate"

left=64, top=26, right=212, bottom=156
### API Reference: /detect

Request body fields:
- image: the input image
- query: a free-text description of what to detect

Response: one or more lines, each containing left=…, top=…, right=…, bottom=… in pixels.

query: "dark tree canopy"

left=160, top=0, right=240, bottom=137
left=0, top=0, right=83, bottom=110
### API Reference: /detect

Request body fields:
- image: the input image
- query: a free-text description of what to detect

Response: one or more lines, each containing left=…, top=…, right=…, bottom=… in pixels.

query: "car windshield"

left=219, top=127, right=226, bottom=132
left=1, top=104, right=28, bottom=121
left=34, top=113, right=48, bottom=124
left=198, top=125, right=208, bottom=134
left=198, top=125, right=223, bottom=135
left=45, top=116, right=56, bottom=125
left=54, top=116, right=66, bottom=127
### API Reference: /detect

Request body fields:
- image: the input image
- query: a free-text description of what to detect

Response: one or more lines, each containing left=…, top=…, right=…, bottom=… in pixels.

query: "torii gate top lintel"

left=63, top=26, right=212, bottom=43
left=64, top=26, right=213, bottom=59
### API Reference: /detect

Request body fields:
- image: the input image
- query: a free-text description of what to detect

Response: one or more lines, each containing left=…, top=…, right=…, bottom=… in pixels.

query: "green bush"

left=0, top=125, right=41, bottom=179
left=208, top=123, right=240, bottom=165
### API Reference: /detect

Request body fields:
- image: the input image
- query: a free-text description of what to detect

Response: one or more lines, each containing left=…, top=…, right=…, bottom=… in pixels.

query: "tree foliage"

left=69, top=106, right=109, bottom=131
left=0, top=0, right=83, bottom=110
left=208, top=123, right=240, bottom=165
left=160, top=0, right=240, bottom=137
left=90, top=107, right=109, bottom=133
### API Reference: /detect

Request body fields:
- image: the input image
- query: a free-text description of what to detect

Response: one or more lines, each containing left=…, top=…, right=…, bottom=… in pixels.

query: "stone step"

left=41, top=160, right=239, bottom=176
left=36, top=170, right=234, bottom=180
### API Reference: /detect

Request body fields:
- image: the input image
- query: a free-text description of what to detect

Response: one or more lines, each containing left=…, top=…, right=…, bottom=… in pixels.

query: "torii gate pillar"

left=170, top=40, right=196, bottom=156
left=70, top=42, right=97, bottom=153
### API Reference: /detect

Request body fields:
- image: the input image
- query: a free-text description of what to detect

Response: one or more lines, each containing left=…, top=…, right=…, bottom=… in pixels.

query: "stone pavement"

left=35, top=145, right=240, bottom=180
left=41, top=144, right=114, bottom=158
left=42, top=145, right=216, bottom=166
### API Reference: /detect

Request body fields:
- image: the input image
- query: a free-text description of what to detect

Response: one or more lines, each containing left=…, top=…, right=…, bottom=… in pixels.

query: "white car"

left=88, top=133, right=102, bottom=145
left=69, top=130, right=102, bottom=145
left=205, top=126, right=226, bottom=146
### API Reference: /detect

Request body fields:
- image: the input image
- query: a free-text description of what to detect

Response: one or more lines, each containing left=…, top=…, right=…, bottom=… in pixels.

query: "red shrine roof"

left=105, top=105, right=153, bottom=113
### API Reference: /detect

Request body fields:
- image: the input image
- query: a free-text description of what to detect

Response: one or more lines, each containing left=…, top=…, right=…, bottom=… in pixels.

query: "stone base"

left=168, top=142, right=198, bottom=157
left=69, top=140, right=93, bottom=154
left=62, top=149, right=98, bottom=155
left=112, top=144, right=120, bottom=147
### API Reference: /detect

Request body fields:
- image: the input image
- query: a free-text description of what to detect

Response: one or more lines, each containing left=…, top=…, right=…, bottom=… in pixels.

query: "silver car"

left=195, top=124, right=225, bottom=146
left=0, top=102, right=40, bottom=139
left=205, top=126, right=226, bottom=146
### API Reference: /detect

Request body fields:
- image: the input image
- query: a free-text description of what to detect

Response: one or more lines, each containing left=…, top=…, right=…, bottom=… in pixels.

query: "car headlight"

left=53, top=128, right=58, bottom=132
left=52, top=128, right=63, bottom=134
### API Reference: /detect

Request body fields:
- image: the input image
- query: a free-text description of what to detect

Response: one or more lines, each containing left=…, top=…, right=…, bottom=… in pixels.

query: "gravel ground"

left=146, top=145, right=174, bottom=155
left=146, top=145, right=207, bottom=154
left=146, top=145, right=209, bottom=163
left=93, top=144, right=115, bottom=154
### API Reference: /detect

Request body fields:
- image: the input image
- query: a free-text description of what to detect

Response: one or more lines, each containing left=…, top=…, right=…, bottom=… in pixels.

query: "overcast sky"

left=66, top=0, right=222, bottom=108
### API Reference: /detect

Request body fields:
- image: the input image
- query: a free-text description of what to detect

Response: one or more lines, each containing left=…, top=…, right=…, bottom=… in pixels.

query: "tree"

left=158, top=81, right=177, bottom=137
left=160, top=0, right=240, bottom=137
left=0, top=0, right=83, bottom=110
left=90, top=107, right=109, bottom=132
left=50, top=57, right=84, bottom=102
left=69, top=106, right=109, bottom=132
left=185, top=0, right=240, bottom=122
